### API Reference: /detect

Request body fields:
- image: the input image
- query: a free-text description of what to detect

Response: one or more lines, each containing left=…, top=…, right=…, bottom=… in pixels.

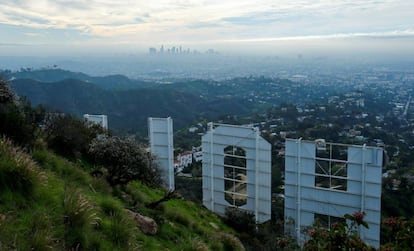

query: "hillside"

left=5, top=68, right=150, bottom=90
left=10, top=78, right=256, bottom=133
left=0, top=138, right=244, bottom=250
left=4, top=68, right=347, bottom=135
left=2, top=68, right=414, bottom=250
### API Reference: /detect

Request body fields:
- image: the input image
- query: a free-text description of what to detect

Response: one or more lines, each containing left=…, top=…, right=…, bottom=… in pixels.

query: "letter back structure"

left=148, top=117, right=174, bottom=191
left=83, top=114, right=108, bottom=129
left=202, top=123, right=272, bottom=223
left=284, top=138, right=383, bottom=248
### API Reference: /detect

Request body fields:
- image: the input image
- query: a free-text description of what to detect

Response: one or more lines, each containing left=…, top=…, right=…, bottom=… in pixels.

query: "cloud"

left=187, top=22, right=221, bottom=29
left=0, top=0, right=413, bottom=47
left=218, top=29, right=414, bottom=43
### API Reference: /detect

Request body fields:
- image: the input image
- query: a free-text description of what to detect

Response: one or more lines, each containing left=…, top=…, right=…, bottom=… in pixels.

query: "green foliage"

left=303, top=212, right=375, bottom=251
left=10, top=76, right=257, bottom=134
left=32, top=148, right=91, bottom=186
left=0, top=77, right=42, bottom=147
left=175, top=176, right=202, bottom=203
left=212, top=232, right=246, bottom=251
left=101, top=212, right=134, bottom=248
left=63, top=187, right=100, bottom=249
left=0, top=77, right=17, bottom=104
left=0, top=137, right=42, bottom=198
left=165, top=206, right=193, bottom=227
left=89, top=136, right=162, bottom=186
left=382, top=175, right=414, bottom=219
left=224, top=207, right=256, bottom=235
left=44, top=114, right=106, bottom=159
left=0, top=94, right=245, bottom=250
left=382, top=216, right=414, bottom=250
left=182, top=237, right=210, bottom=251
left=99, top=196, right=123, bottom=216
left=27, top=210, right=54, bottom=251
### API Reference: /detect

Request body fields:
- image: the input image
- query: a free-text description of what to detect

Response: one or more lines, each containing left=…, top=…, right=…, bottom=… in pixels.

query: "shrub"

left=89, top=136, right=162, bottom=187
left=29, top=211, right=54, bottom=251
left=382, top=216, right=414, bottom=250
left=44, top=114, right=106, bottom=159
left=63, top=187, right=100, bottom=249
left=99, top=196, right=123, bottom=216
left=0, top=78, right=41, bottom=147
left=303, top=212, right=375, bottom=251
left=103, top=212, right=134, bottom=248
left=182, top=237, right=209, bottom=251
left=0, top=137, right=43, bottom=198
left=224, top=207, right=256, bottom=235
left=212, top=232, right=245, bottom=251
left=165, top=207, right=193, bottom=227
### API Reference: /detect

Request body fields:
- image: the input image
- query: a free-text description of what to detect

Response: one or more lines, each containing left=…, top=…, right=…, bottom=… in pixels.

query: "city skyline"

left=0, top=1, right=414, bottom=57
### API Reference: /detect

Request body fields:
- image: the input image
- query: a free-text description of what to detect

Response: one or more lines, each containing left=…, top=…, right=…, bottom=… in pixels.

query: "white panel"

left=285, top=139, right=383, bottom=248
left=301, top=142, right=316, bottom=158
left=83, top=114, right=108, bottom=129
left=365, top=166, right=382, bottom=183
left=148, top=117, right=174, bottom=191
left=365, top=197, right=381, bottom=210
left=347, top=163, right=363, bottom=181
left=202, top=123, right=272, bottom=223
left=365, top=183, right=382, bottom=197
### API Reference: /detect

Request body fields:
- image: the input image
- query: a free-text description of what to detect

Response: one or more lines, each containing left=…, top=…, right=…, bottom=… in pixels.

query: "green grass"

left=0, top=139, right=243, bottom=251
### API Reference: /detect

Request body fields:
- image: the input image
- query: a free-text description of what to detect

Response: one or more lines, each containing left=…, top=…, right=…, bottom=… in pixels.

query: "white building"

left=193, top=150, right=203, bottom=162
left=177, top=151, right=193, bottom=168
left=83, top=114, right=108, bottom=129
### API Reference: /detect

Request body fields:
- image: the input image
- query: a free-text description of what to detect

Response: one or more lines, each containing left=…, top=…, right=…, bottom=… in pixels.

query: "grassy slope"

left=0, top=139, right=243, bottom=251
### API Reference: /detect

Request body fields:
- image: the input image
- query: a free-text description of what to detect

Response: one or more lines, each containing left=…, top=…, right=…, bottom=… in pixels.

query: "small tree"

left=0, top=77, right=41, bottom=147
left=89, top=136, right=161, bottom=187
left=44, top=114, right=105, bottom=159
left=303, top=212, right=375, bottom=251
left=0, top=77, right=18, bottom=105
left=224, top=207, right=256, bottom=235
left=382, top=216, right=414, bottom=250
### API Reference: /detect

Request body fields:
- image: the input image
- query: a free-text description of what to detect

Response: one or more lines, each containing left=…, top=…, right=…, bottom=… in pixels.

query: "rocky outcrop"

left=126, top=209, right=157, bottom=235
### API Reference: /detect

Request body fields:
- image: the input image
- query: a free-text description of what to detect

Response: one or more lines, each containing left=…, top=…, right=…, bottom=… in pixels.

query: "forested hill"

left=4, top=67, right=344, bottom=134
left=5, top=68, right=150, bottom=90
left=10, top=78, right=256, bottom=134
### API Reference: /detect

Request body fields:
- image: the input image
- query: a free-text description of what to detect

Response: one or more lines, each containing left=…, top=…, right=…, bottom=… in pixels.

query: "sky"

left=0, top=0, right=414, bottom=57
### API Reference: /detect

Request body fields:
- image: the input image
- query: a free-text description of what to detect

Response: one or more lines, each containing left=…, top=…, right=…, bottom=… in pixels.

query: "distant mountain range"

left=6, top=69, right=258, bottom=134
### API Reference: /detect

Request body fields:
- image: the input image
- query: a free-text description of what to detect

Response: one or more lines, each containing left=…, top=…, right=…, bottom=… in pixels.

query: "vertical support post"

left=167, top=117, right=174, bottom=191
left=360, top=144, right=366, bottom=239
left=255, top=127, right=260, bottom=223
left=148, top=118, right=153, bottom=150
left=209, top=123, right=215, bottom=211
left=296, top=138, right=302, bottom=243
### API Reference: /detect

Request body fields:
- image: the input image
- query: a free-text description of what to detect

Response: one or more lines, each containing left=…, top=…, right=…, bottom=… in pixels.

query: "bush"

left=63, top=187, right=100, bottom=249
left=29, top=211, right=54, bottom=251
left=44, top=114, right=106, bottom=159
left=382, top=216, right=414, bottom=250
left=182, top=237, right=209, bottom=251
left=0, top=137, right=43, bottom=198
left=99, top=196, right=123, bottom=216
left=0, top=78, right=41, bottom=147
left=89, top=136, right=162, bottom=187
left=224, top=207, right=256, bottom=235
left=102, top=212, right=134, bottom=248
left=165, top=207, right=193, bottom=227
left=212, top=232, right=245, bottom=251
left=303, top=212, right=375, bottom=251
